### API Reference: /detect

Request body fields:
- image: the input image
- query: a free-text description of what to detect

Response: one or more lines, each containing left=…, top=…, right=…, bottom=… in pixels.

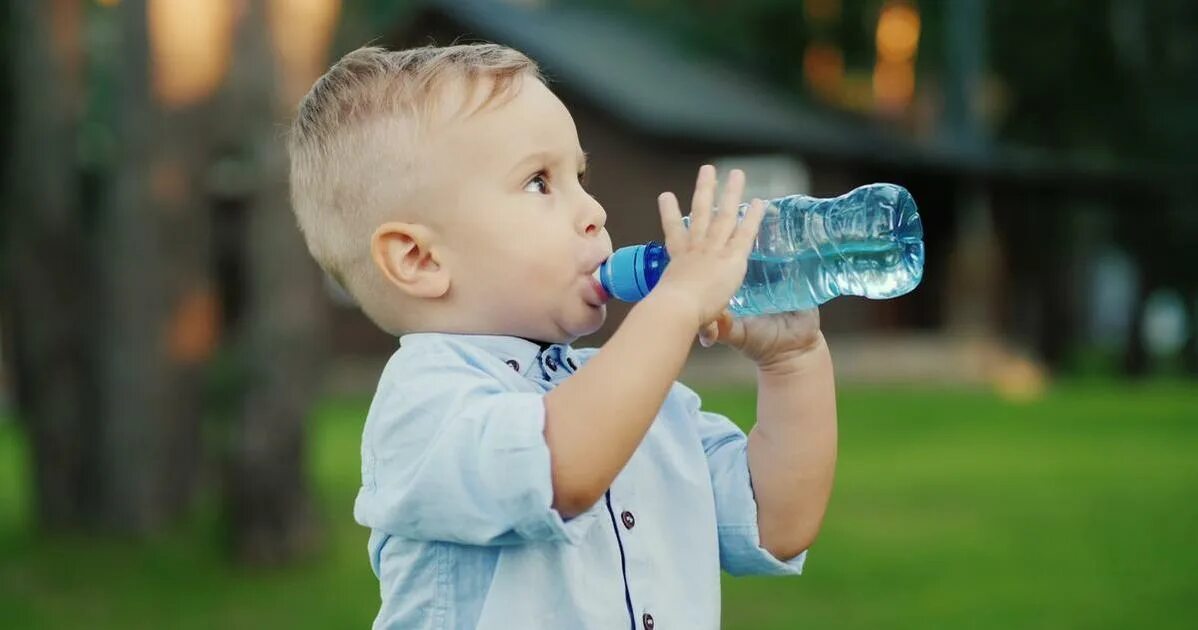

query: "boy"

left=288, top=44, right=837, bottom=629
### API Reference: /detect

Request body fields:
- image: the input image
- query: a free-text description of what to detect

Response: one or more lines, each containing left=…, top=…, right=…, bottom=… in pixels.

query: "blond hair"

left=288, top=44, right=541, bottom=329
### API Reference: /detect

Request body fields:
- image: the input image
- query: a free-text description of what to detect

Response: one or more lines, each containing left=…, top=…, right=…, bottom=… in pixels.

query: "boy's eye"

left=524, top=173, right=549, bottom=194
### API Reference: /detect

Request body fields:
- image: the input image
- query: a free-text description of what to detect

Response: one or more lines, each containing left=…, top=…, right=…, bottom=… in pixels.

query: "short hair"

left=287, top=44, right=542, bottom=326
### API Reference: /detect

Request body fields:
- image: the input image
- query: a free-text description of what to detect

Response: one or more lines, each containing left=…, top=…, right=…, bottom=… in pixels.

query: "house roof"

left=402, top=0, right=1160, bottom=184
left=415, top=0, right=940, bottom=166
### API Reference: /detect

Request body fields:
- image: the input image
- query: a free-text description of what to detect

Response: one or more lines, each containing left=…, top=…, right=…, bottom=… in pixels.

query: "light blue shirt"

left=354, top=332, right=806, bottom=629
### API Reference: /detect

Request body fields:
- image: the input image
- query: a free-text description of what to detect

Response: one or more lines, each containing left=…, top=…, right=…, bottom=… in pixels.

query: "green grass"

left=1, top=381, right=1197, bottom=629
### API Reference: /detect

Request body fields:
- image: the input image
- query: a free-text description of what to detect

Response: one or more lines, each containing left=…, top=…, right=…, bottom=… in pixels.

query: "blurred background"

left=1, top=0, right=1196, bottom=628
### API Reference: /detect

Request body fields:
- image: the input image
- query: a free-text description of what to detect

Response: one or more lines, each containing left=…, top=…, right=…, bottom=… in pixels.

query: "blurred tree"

left=1, top=0, right=211, bottom=533
left=1, top=0, right=97, bottom=531
left=93, top=0, right=214, bottom=533
left=1, top=0, right=330, bottom=550
left=215, top=0, right=327, bottom=564
left=989, top=0, right=1198, bottom=374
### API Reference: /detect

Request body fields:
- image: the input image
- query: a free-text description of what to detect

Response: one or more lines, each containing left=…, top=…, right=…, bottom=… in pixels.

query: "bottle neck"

left=641, top=241, right=670, bottom=294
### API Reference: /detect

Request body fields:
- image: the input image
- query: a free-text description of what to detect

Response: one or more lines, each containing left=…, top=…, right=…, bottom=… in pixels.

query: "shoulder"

left=366, top=339, right=524, bottom=437
left=380, top=336, right=519, bottom=392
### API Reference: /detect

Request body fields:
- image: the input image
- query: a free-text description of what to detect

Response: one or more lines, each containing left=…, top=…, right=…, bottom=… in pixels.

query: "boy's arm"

left=544, top=166, right=765, bottom=517
left=747, top=335, right=837, bottom=560
left=543, top=293, right=695, bottom=516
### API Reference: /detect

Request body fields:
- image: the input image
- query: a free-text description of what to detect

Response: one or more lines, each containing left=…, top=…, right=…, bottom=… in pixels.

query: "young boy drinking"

left=288, top=44, right=837, bottom=629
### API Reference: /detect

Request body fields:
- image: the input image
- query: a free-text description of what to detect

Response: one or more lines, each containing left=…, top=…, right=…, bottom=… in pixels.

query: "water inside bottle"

left=728, top=186, right=924, bottom=316
left=730, top=239, right=925, bottom=316
left=676, top=183, right=924, bottom=316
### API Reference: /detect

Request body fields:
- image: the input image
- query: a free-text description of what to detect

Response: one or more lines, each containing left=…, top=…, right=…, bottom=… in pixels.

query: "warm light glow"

left=268, top=0, right=342, bottom=104
left=167, top=285, right=221, bottom=365
left=872, top=58, right=915, bottom=112
left=803, top=0, right=841, bottom=23
left=992, top=357, right=1048, bottom=403
left=802, top=42, right=844, bottom=98
left=148, top=0, right=235, bottom=108
left=876, top=1, right=921, bottom=62
left=873, top=1, right=919, bottom=112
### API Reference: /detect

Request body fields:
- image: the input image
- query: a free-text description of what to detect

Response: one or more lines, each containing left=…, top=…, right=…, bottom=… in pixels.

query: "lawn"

left=1, top=380, right=1196, bottom=629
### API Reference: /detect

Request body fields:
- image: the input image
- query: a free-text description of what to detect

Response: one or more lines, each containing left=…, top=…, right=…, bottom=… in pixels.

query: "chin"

left=557, top=305, right=606, bottom=342
left=574, top=305, right=607, bottom=337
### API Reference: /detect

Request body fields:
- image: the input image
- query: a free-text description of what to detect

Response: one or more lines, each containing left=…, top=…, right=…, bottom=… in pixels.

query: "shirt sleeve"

left=678, top=383, right=808, bottom=576
left=353, top=352, right=603, bottom=546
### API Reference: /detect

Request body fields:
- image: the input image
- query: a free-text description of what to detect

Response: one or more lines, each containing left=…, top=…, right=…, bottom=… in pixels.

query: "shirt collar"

left=398, top=332, right=570, bottom=378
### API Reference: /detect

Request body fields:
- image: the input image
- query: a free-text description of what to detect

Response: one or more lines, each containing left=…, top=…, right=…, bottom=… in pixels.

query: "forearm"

left=544, top=292, right=697, bottom=516
left=746, top=334, right=838, bottom=559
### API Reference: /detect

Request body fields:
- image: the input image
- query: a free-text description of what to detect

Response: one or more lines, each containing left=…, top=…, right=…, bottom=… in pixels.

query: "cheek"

left=470, top=220, right=579, bottom=290
left=522, top=229, right=579, bottom=278
left=490, top=249, right=560, bottom=299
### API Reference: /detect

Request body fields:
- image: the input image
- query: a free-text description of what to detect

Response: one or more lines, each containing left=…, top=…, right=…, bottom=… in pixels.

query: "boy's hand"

left=699, top=308, right=825, bottom=372
left=653, top=165, right=765, bottom=329
left=666, top=166, right=823, bottom=369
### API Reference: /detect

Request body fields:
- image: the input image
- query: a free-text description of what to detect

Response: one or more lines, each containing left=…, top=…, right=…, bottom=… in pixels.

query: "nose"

left=580, top=193, right=606, bottom=237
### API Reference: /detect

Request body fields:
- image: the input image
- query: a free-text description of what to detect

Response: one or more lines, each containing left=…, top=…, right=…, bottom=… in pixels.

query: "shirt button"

left=545, top=356, right=558, bottom=371
left=621, top=510, right=635, bottom=530
left=505, top=359, right=520, bottom=372
left=642, top=613, right=654, bottom=629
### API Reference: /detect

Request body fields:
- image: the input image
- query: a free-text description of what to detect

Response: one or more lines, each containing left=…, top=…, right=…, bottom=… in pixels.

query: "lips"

left=583, top=250, right=612, bottom=307
left=586, top=275, right=610, bottom=306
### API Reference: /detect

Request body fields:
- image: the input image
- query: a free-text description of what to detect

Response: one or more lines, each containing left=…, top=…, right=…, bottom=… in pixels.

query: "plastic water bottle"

left=594, top=183, right=924, bottom=316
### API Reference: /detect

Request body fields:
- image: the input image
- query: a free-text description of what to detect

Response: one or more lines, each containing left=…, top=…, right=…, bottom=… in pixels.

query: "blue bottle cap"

left=596, top=242, right=670, bottom=303
left=597, top=244, right=651, bottom=302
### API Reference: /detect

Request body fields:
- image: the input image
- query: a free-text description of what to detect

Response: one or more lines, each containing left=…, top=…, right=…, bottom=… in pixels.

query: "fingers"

left=666, top=165, right=758, bottom=255
left=687, top=164, right=716, bottom=240
left=698, top=311, right=737, bottom=348
left=657, top=192, right=684, bottom=251
left=721, top=313, right=746, bottom=348
left=707, top=169, right=746, bottom=246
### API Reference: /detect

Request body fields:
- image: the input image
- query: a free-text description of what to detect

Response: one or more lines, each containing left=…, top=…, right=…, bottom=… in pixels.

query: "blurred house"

left=325, top=0, right=1168, bottom=386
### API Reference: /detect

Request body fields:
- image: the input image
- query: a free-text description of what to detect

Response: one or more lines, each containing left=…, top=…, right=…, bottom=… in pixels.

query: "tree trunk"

left=220, top=0, right=327, bottom=564
left=91, top=0, right=211, bottom=533
left=2, top=0, right=210, bottom=534
left=0, top=0, right=98, bottom=531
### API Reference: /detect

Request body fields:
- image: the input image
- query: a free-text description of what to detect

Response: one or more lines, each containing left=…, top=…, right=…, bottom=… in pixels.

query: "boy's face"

left=419, top=77, right=613, bottom=343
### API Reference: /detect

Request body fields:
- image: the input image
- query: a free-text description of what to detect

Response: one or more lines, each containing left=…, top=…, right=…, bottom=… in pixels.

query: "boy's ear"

left=371, top=222, right=450, bottom=299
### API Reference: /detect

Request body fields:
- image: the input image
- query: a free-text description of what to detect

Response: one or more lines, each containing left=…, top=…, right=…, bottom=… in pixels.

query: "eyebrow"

left=509, top=150, right=589, bottom=177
